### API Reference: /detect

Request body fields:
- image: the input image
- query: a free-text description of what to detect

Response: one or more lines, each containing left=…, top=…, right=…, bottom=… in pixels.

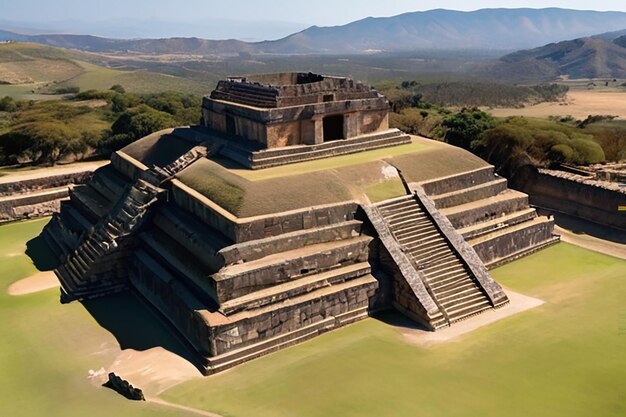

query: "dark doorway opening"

left=225, top=115, right=236, bottom=136
left=323, top=114, right=344, bottom=141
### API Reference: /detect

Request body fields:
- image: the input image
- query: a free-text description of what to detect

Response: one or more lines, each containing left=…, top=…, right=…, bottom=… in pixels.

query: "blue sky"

left=3, top=1, right=626, bottom=25
left=2, top=1, right=626, bottom=40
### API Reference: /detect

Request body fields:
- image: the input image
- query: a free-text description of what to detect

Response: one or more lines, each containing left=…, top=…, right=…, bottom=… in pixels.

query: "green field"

left=0, top=43, right=209, bottom=99
left=1, top=219, right=625, bottom=416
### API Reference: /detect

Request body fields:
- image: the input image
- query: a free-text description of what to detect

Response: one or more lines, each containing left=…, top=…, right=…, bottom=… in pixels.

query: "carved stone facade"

left=202, top=72, right=390, bottom=149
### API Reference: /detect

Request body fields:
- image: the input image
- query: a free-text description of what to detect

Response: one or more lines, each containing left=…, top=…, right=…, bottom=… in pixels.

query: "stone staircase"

left=376, top=195, right=496, bottom=324
left=56, top=179, right=162, bottom=302
left=54, top=143, right=221, bottom=303
left=416, top=166, right=558, bottom=267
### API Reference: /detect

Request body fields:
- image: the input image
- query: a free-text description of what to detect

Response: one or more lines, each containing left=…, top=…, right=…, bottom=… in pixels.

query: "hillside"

left=0, top=43, right=209, bottom=98
left=489, top=36, right=626, bottom=81
left=3, top=8, right=626, bottom=55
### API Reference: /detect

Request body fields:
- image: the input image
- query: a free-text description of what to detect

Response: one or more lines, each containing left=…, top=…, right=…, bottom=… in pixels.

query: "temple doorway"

left=323, top=115, right=344, bottom=141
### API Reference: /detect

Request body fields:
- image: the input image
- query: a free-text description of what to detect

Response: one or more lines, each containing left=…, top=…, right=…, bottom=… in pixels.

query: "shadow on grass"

left=81, top=290, right=204, bottom=372
left=373, top=309, right=431, bottom=332
left=25, top=235, right=59, bottom=271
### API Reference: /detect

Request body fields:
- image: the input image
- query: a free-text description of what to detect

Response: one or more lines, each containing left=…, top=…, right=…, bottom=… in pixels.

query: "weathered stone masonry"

left=41, top=73, right=556, bottom=374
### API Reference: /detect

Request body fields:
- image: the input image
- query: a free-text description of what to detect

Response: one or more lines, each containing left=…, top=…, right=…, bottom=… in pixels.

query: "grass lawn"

left=1, top=219, right=625, bottom=417
left=162, top=243, right=626, bottom=417
left=230, top=140, right=431, bottom=182
left=0, top=219, right=194, bottom=417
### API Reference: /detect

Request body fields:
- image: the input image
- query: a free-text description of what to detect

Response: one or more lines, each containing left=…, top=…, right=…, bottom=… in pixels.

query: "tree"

left=442, top=108, right=496, bottom=149
left=0, top=96, right=16, bottom=112
left=109, top=84, right=126, bottom=94
left=111, top=105, right=175, bottom=141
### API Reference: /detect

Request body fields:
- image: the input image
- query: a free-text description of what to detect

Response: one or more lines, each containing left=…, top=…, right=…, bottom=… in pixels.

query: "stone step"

left=69, top=185, right=112, bottom=221
left=375, top=195, right=414, bottom=209
left=435, top=282, right=479, bottom=300
left=382, top=207, right=424, bottom=221
left=202, top=277, right=377, bottom=371
left=445, top=294, right=491, bottom=314
left=204, top=308, right=369, bottom=374
left=404, top=240, right=448, bottom=255
left=392, top=218, right=433, bottom=234
left=440, top=291, right=486, bottom=308
left=62, top=205, right=94, bottom=234
left=440, top=189, right=530, bottom=229
left=225, top=274, right=377, bottom=324
left=139, top=232, right=218, bottom=303
left=458, top=207, right=537, bottom=240
left=76, top=245, right=94, bottom=264
left=422, top=256, right=464, bottom=272
left=428, top=272, right=470, bottom=290
left=212, top=235, right=372, bottom=303
left=471, top=216, right=556, bottom=267
left=399, top=231, right=443, bottom=245
left=218, top=220, right=363, bottom=266
left=71, top=251, right=90, bottom=274
left=420, top=255, right=459, bottom=271
left=252, top=129, right=407, bottom=160
left=250, top=133, right=411, bottom=169
left=432, top=178, right=508, bottom=209
left=447, top=301, right=492, bottom=323
left=420, top=166, right=496, bottom=196
left=219, top=262, right=372, bottom=315
left=416, top=248, right=455, bottom=265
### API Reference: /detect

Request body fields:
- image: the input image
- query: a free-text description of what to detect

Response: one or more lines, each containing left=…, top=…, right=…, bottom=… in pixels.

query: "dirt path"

left=92, top=347, right=203, bottom=397
left=555, top=225, right=626, bottom=261
left=149, top=397, right=224, bottom=417
left=7, top=271, right=59, bottom=295
left=399, top=289, right=544, bottom=347
left=0, top=161, right=108, bottom=184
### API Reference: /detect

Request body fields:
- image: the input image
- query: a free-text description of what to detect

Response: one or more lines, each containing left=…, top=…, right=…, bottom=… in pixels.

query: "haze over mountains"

left=490, top=33, right=626, bottom=81
left=2, top=8, right=626, bottom=55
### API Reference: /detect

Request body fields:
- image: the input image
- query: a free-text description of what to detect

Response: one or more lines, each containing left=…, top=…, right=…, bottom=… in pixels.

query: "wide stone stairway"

left=415, top=166, right=558, bottom=267
left=376, top=195, right=495, bottom=323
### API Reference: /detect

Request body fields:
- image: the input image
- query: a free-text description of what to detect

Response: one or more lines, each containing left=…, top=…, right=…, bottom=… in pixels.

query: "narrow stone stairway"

left=55, top=142, right=219, bottom=302
left=57, top=179, right=161, bottom=302
left=376, top=195, right=493, bottom=323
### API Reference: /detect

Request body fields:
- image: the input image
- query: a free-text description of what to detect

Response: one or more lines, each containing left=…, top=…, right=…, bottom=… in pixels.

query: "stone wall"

left=512, top=165, right=626, bottom=230
left=0, top=171, right=92, bottom=196
left=0, top=171, right=94, bottom=223
left=171, top=180, right=358, bottom=243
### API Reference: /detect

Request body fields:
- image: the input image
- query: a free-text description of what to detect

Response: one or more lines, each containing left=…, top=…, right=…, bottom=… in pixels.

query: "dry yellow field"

left=489, top=90, right=626, bottom=120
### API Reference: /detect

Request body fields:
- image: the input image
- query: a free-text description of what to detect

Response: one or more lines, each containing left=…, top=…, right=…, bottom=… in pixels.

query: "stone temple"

left=41, top=73, right=558, bottom=374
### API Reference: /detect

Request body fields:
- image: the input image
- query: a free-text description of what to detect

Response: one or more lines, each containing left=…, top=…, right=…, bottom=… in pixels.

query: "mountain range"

left=490, top=33, right=626, bottom=81
left=2, top=8, right=626, bottom=55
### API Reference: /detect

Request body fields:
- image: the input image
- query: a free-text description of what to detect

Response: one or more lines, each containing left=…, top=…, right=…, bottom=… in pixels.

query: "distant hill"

left=257, top=8, right=626, bottom=54
left=2, top=8, right=626, bottom=55
left=0, top=43, right=208, bottom=98
left=489, top=36, right=626, bottom=81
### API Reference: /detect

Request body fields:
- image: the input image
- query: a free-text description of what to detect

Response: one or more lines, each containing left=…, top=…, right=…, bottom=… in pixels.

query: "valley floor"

left=488, top=90, right=626, bottom=120
left=1, top=218, right=625, bottom=416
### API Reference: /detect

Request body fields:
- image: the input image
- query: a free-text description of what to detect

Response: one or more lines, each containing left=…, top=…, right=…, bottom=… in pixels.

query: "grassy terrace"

left=1, top=219, right=625, bottom=416
left=174, top=136, right=489, bottom=217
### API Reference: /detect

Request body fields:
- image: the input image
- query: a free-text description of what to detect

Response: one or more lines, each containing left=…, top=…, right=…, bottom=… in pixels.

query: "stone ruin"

left=41, top=73, right=557, bottom=374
